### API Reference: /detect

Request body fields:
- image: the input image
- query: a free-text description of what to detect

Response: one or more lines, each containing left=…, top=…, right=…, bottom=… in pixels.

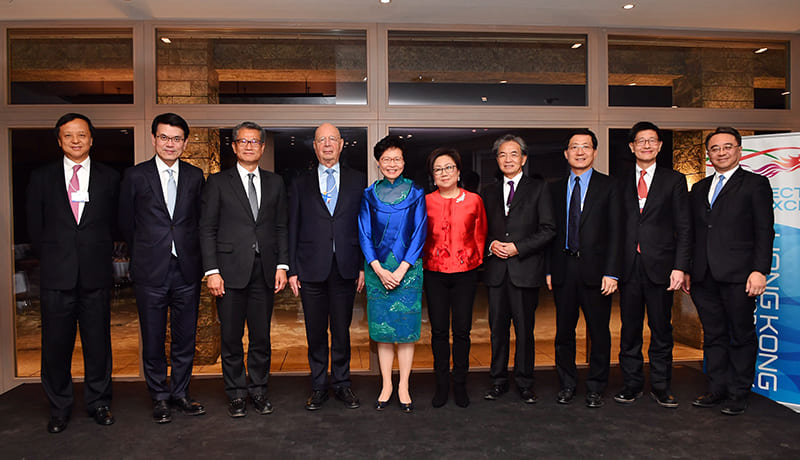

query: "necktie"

left=247, top=173, right=258, bottom=219
left=69, top=164, right=81, bottom=223
left=325, top=168, right=338, bottom=215
left=637, top=170, right=648, bottom=212
left=710, top=174, right=725, bottom=208
left=166, top=169, right=176, bottom=218
left=506, top=180, right=515, bottom=209
left=567, top=176, right=581, bottom=251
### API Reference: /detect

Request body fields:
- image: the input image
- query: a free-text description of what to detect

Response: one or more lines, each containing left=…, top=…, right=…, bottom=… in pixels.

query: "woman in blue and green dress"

left=358, top=136, right=427, bottom=413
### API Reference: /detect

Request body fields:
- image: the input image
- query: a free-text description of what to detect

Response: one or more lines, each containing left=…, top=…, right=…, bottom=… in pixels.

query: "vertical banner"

left=716, top=132, right=800, bottom=412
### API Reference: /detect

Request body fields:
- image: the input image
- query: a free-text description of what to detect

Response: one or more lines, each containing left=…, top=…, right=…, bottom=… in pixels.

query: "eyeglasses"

left=708, top=143, right=739, bottom=155
left=497, top=152, right=521, bottom=159
left=315, top=136, right=341, bottom=144
left=568, top=145, right=594, bottom=153
left=634, top=138, right=659, bottom=146
left=380, top=157, right=404, bottom=165
left=156, top=134, right=185, bottom=143
left=235, top=139, right=263, bottom=146
left=433, top=165, right=457, bottom=176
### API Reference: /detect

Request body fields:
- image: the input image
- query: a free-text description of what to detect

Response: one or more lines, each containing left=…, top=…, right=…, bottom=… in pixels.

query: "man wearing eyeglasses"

left=200, top=121, right=289, bottom=418
left=614, top=121, right=691, bottom=409
left=686, top=126, right=774, bottom=416
left=546, top=129, right=621, bottom=409
left=481, top=134, right=555, bottom=404
left=119, top=113, right=206, bottom=423
left=288, top=123, right=366, bottom=411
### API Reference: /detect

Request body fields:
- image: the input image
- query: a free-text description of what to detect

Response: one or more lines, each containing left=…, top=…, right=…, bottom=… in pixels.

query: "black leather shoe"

left=153, top=400, right=172, bottom=424
left=613, top=387, right=643, bottom=404
left=453, top=383, right=470, bottom=408
left=252, top=395, right=273, bottom=415
left=432, top=383, right=449, bottom=408
left=335, top=387, right=360, bottom=409
left=519, top=387, right=538, bottom=404
left=692, top=392, right=726, bottom=408
left=650, top=389, right=679, bottom=408
left=399, top=401, right=414, bottom=413
left=227, top=398, right=247, bottom=418
left=47, top=416, right=68, bottom=434
left=585, top=392, right=604, bottom=408
left=556, top=388, right=575, bottom=404
left=374, top=399, right=390, bottom=411
left=93, top=406, right=115, bottom=426
left=483, top=383, right=509, bottom=400
left=171, top=397, right=206, bottom=416
left=305, top=389, right=329, bottom=411
left=721, top=397, right=747, bottom=415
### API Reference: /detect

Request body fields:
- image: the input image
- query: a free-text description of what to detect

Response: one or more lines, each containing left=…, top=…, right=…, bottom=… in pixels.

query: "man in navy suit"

left=288, top=123, right=366, bottom=410
left=200, top=121, right=289, bottom=418
left=614, top=122, right=691, bottom=409
left=27, top=113, right=119, bottom=433
left=119, top=113, right=206, bottom=423
left=547, top=129, right=622, bottom=409
left=687, top=126, right=774, bottom=415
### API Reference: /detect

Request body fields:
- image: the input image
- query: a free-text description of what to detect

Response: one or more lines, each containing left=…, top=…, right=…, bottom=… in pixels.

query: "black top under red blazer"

left=548, top=170, right=622, bottom=287
left=689, top=167, right=774, bottom=283
left=620, top=166, right=692, bottom=284
left=199, top=166, right=289, bottom=289
left=481, top=175, right=556, bottom=288
left=288, top=165, right=366, bottom=282
left=26, top=159, right=120, bottom=290
left=119, top=157, right=205, bottom=287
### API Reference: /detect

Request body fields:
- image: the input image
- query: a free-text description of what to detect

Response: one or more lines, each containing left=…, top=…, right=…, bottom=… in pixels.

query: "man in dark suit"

left=687, top=126, right=774, bottom=416
left=119, top=113, right=206, bottom=423
left=200, top=121, right=289, bottom=418
left=27, top=113, right=119, bottom=433
left=288, top=123, right=366, bottom=411
left=614, top=121, right=691, bottom=409
left=481, top=134, right=556, bottom=404
left=547, top=128, right=621, bottom=408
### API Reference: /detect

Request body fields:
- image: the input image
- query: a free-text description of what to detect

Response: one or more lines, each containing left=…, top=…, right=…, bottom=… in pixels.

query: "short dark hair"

left=233, top=121, right=266, bottom=144
left=373, top=135, right=405, bottom=161
left=427, top=147, right=462, bottom=177
left=152, top=113, right=190, bottom=138
left=564, top=128, right=598, bottom=151
left=492, top=134, right=528, bottom=156
left=54, top=113, right=95, bottom=139
left=705, top=127, right=742, bottom=150
left=628, top=121, right=661, bottom=144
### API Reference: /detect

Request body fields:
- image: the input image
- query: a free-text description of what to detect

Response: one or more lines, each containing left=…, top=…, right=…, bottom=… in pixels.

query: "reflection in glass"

left=8, top=29, right=133, bottom=104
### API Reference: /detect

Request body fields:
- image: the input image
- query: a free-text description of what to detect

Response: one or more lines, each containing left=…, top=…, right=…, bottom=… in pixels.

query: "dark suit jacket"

left=26, top=159, right=120, bottom=290
left=481, top=175, right=556, bottom=288
left=199, top=166, right=289, bottom=289
left=288, top=164, right=366, bottom=282
left=548, top=170, right=622, bottom=286
left=119, top=158, right=204, bottom=287
left=689, top=167, right=774, bottom=283
left=620, top=166, right=691, bottom=284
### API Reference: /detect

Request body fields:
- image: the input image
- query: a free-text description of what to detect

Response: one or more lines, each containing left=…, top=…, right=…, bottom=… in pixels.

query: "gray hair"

left=232, top=121, right=266, bottom=143
left=492, top=134, right=528, bottom=156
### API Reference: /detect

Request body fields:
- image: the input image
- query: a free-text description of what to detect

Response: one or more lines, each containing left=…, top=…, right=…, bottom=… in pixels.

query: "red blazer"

left=423, top=189, right=487, bottom=273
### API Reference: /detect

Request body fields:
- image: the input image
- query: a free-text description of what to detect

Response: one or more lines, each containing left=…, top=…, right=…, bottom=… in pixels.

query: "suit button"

left=505, top=233, right=510, bottom=237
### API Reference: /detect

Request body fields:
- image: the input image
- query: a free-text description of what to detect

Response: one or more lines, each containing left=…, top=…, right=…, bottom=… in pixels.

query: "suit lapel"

left=56, top=163, right=79, bottom=228
left=312, top=168, right=330, bottom=215
left=580, top=173, right=599, bottom=227
left=228, top=167, right=255, bottom=221
left=257, top=168, right=269, bottom=222
left=507, top=175, right=527, bottom=214
left=713, top=167, right=743, bottom=206
left=640, top=167, right=663, bottom=216
left=144, top=158, right=170, bottom=218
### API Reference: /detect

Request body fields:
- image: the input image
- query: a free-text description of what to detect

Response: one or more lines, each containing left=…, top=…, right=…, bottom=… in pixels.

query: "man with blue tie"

left=119, top=113, right=206, bottom=423
left=288, top=123, right=366, bottom=410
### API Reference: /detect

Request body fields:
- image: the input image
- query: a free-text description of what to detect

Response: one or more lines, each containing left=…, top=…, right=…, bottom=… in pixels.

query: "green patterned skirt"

left=364, top=253, right=423, bottom=343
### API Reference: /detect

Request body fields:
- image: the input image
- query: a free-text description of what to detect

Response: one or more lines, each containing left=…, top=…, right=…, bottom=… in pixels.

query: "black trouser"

left=424, top=269, right=478, bottom=385
left=40, top=286, right=112, bottom=417
left=217, top=255, right=273, bottom=400
left=300, top=254, right=357, bottom=391
left=619, top=254, right=674, bottom=392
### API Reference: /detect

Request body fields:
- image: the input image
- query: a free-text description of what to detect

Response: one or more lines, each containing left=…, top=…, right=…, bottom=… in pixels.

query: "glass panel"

left=12, top=127, right=136, bottom=377
left=8, top=28, right=133, bottom=104
left=608, top=36, right=789, bottom=109
left=388, top=31, right=587, bottom=106
left=155, top=29, right=367, bottom=105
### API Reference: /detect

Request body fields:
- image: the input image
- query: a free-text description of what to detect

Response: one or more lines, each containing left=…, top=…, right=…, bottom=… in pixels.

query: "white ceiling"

left=1, top=0, right=798, bottom=34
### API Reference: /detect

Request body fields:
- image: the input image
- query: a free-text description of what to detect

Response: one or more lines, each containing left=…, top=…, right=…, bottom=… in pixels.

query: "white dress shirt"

left=708, top=165, right=740, bottom=204
left=636, top=163, right=656, bottom=211
left=63, top=156, right=91, bottom=222
left=503, top=171, right=523, bottom=216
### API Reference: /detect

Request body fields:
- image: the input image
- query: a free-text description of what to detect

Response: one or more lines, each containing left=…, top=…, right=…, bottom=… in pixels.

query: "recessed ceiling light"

left=628, top=82, right=637, bottom=86
left=406, top=134, right=413, bottom=138
left=622, top=4, right=635, bottom=9
left=481, top=96, right=488, bottom=102
left=499, top=80, right=508, bottom=84
left=379, top=0, right=391, bottom=4
left=781, top=91, right=790, bottom=96
left=671, top=105, right=679, bottom=108
left=571, top=43, right=583, bottom=49
left=160, top=37, right=171, bottom=44
left=471, top=129, right=477, bottom=133
left=362, top=76, right=367, bottom=81
left=754, top=47, right=768, bottom=54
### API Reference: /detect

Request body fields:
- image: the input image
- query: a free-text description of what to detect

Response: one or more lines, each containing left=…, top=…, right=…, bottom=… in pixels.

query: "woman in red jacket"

left=423, top=147, right=487, bottom=408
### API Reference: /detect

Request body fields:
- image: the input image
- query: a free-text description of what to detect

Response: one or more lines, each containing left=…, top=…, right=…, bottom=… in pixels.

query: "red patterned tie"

left=637, top=170, right=647, bottom=252
left=69, top=164, right=81, bottom=223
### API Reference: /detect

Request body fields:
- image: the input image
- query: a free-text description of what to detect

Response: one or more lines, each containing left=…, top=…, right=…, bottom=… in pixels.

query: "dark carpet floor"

left=1, top=365, right=798, bottom=459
